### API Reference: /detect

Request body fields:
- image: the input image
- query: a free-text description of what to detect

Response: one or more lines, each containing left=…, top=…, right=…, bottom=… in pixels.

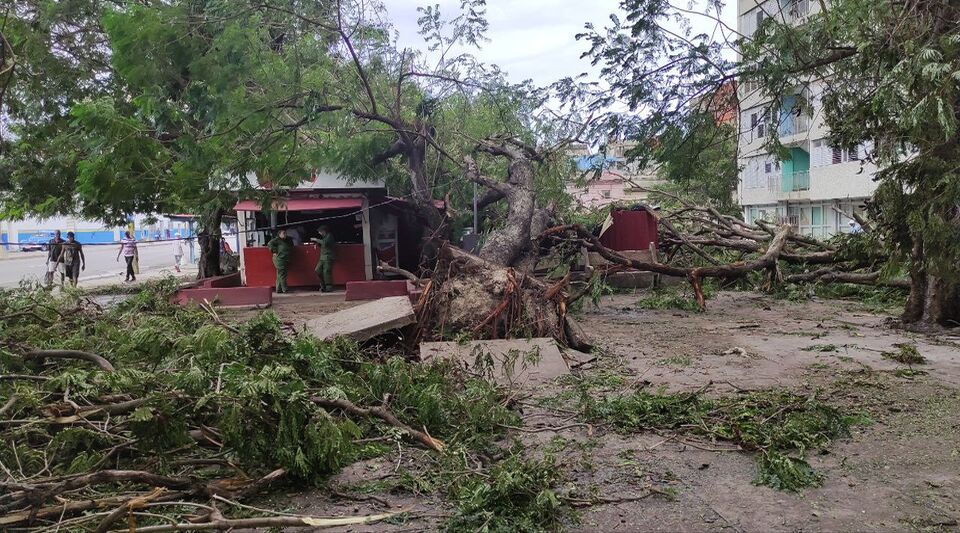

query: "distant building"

left=566, top=140, right=664, bottom=209
left=0, top=214, right=193, bottom=252
left=737, top=0, right=873, bottom=236
left=694, top=80, right=739, bottom=125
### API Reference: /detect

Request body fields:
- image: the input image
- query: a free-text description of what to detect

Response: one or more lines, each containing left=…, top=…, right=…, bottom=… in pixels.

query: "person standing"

left=45, top=230, right=65, bottom=287
left=117, top=231, right=139, bottom=282
left=310, top=225, right=336, bottom=292
left=57, top=232, right=85, bottom=287
left=172, top=233, right=184, bottom=273
left=267, top=229, right=294, bottom=294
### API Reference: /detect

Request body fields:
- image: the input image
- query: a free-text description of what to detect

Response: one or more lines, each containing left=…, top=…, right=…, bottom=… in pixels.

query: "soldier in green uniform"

left=310, top=225, right=336, bottom=292
left=267, top=229, right=294, bottom=293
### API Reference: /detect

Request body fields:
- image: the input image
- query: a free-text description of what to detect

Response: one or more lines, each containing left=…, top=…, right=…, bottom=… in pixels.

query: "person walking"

left=57, top=232, right=85, bottom=287
left=172, top=233, right=184, bottom=273
left=310, top=225, right=336, bottom=292
left=267, top=228, right=294, bottom=294
left=117, top=231, right=139, bottom=282
left=45, top=230, right=65, bottom=287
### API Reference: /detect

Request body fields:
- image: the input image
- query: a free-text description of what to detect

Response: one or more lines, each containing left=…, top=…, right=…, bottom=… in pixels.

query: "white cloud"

left=382, top=0, right=738, bottom=86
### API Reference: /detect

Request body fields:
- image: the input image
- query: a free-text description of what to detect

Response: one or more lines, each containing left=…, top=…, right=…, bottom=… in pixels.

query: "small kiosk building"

left=235, top=172, right=428, bottom=290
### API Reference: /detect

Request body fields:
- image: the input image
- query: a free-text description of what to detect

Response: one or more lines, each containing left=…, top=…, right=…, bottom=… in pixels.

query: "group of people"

left=267, top=225, right=336, bottom=293
left=44, top=230, right=86, bottom=287
left=43, top=230, right=185, bottom=288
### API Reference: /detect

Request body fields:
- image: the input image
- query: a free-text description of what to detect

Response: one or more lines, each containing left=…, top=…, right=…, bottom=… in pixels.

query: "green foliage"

left=802, top=344, right=839, bottom=353
left=582, top=389, right=859, bottom=491
left=447, top=451, right=570, bottom=533
left=651, top=113, right=740, bottom=214
left=882, top=343, right=927, bottom=365
left=0, top=284, right=517, bottom=483
left=634, top=283, right=716, bottom=312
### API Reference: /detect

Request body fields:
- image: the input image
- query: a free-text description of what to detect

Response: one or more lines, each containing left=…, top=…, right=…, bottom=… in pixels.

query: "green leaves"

left=582, top=389, right=858, bottom=491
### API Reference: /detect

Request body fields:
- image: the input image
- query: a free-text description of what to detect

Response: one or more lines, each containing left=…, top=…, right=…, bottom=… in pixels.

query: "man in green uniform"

left=311, top=226, right=336, bottom=292
left=267, top=229, right=294, bottom=293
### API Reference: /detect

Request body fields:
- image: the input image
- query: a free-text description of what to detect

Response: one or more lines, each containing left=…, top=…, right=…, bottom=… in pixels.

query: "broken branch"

left=312, top=397, right=445, bottom=452
left=22, top=349, right=116, bottom=372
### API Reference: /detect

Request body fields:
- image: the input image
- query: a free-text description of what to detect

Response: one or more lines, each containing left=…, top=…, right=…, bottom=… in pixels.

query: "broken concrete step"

left=306, top=295, right=415, bottom=342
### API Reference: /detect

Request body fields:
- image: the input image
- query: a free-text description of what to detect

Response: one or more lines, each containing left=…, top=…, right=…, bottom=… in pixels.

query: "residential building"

left=566, top=141, right=664, bottom=209
left=737, top=0, right=874, bottom=236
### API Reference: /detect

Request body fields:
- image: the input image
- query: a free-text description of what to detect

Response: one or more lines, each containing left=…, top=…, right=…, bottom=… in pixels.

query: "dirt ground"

left=240, top=290, right=960, bottom=532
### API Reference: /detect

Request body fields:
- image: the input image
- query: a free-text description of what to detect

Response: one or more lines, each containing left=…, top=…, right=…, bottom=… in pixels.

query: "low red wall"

left=243, top=244, right=367, bottom=288
left=345, top=280, right=410, bottom=301
left=200, top=272, right=242, bottom=288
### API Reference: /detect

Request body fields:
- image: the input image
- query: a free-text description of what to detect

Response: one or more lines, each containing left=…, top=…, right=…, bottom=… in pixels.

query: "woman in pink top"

left=117, top=231, right=139, bottom=282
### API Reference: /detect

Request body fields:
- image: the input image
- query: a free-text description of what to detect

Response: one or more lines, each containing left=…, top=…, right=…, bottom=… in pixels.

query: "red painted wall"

left=599, top=210, right=658, bottom=251
left=243, top=244, right=366, bottom=288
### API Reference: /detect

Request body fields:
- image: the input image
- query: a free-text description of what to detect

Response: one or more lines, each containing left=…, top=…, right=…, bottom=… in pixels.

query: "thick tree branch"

left=22, top=349, right=115, bottom=372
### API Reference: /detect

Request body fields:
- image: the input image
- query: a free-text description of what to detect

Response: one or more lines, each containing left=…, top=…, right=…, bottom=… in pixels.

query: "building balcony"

left=766, top=171, right=811, bottom=199
left=786, top=0, right=812, bottom=22
left=778, top=114, right=811, bottom=139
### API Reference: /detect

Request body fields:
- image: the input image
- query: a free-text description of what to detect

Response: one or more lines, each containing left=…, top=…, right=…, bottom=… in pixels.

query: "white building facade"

left=737, top=0, right=874, bottom=236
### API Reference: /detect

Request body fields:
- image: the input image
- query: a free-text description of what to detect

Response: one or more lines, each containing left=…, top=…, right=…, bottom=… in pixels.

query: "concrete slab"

left=419, top=338, right=591, bottom=388
left=306, top=295, right=415, bottom=342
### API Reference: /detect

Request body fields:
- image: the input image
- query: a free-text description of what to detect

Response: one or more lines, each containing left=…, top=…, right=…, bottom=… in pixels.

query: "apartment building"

left=737, top=0, right=874, bottom=236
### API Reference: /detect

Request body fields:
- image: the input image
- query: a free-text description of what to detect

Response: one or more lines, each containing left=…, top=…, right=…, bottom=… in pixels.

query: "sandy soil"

left=236, top=290, right=960, bottom=532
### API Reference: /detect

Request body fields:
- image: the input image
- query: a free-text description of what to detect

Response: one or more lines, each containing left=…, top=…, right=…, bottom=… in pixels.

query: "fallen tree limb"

left=543, top=224, right=791, bottom=309
left=378, top=261, right=422, bottom=286
left=22, top=349, right=115, bottom=372
left=105, top=509, right=408, bottom=532
left=312, top=397, right=445, bottom=452
left=784, top=268, right=910, bottom=288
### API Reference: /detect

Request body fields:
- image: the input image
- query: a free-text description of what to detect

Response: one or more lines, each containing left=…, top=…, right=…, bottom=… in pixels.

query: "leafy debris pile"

left=0, top=282, right=523, bottom=530
left=580, top=389, right=861, bottom=491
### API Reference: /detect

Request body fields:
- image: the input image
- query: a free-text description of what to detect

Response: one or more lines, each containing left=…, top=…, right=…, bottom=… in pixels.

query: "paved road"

left=0, top=241, right=196, bottom=288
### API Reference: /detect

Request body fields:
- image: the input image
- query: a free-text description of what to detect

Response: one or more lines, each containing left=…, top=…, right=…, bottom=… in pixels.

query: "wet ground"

left=230, top=290, right=960, bottom=532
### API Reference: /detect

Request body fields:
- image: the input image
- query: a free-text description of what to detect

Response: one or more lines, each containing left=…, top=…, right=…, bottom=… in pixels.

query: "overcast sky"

left=381, top=0, right=739, bottom=87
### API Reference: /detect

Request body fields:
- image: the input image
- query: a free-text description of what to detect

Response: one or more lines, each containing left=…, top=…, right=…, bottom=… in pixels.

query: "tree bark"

left=900, top=237, right=959, bottom=327
left=198, top=208, right=224, bottom=279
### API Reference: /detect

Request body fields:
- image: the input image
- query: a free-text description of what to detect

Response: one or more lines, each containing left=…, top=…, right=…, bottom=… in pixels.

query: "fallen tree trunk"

left=543, top=223, right=792, bottom=309
left=416, top=243, right=591, bottom=350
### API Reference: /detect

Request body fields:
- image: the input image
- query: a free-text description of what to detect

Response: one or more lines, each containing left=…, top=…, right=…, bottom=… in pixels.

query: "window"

left=601, top=190, right=611, bottom=199
left=755, top=10, right=764, bottom=29
left=832, top=146, right=843, bottom=164
left=847, top=147, right=859, bottom=161
left=764, top=162, right=772, bottom=174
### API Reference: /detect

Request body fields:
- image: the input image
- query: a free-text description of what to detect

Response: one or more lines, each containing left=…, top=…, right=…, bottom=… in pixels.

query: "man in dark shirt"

left=57, top=232, right=85, bottom=287
left=267, top=229, right=294, bottom=293
left=45, top=230, right=65, bottom=287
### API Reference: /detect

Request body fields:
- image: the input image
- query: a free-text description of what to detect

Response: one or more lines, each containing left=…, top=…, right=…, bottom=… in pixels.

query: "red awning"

left=234, top=197, right=364, bottom=212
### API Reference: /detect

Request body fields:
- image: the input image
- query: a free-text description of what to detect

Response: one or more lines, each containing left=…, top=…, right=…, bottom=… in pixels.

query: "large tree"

left=1, top=0, right=582, bottom=276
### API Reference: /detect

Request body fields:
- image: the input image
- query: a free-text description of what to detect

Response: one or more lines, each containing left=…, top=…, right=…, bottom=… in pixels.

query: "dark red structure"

left=599, top=209, right=659, bottom=252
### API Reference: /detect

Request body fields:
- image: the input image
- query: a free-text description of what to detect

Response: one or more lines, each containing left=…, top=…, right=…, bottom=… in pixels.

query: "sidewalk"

left=77, top=264, right=200, bottom=289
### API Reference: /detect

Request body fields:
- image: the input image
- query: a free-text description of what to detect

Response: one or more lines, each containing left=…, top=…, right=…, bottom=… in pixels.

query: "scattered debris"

left=420, top=338, right=590, bottom=387
left=882, top=343, right=927, bottom=365
left=720, top=347, right=748, bottom=357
